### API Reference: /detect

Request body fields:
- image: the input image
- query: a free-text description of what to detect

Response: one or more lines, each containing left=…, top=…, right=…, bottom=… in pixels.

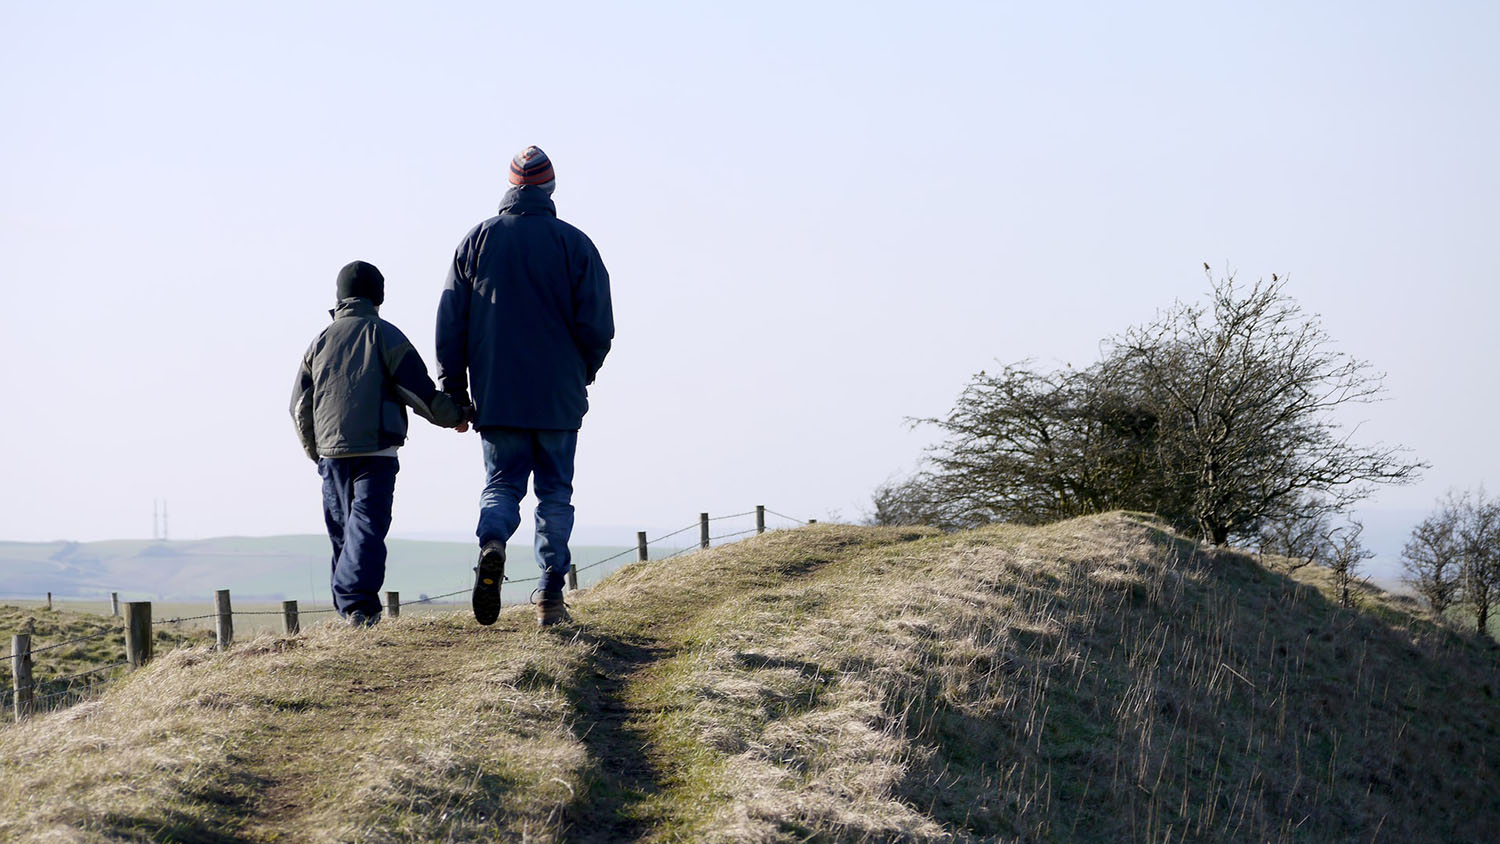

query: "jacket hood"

left=498, top=186, right=557, bottom=217
left=329, top=298, right=380, bottom=319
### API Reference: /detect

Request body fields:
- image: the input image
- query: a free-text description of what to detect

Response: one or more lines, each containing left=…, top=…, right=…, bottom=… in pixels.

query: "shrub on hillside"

left=876, top=272, right=1424, bottom=546
left=1404, top=488, right=1500, bottom=632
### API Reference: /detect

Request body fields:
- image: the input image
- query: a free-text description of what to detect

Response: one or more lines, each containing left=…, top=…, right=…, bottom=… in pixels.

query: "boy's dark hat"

left=336, top=260, right=384, bottom=305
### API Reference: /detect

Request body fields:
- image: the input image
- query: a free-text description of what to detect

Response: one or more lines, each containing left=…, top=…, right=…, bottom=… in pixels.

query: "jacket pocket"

left=381, top=399, right=408, bottom=446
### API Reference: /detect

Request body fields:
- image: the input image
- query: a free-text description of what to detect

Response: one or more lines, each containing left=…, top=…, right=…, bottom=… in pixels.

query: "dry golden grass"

left=0, top=605, right=211, bottom=716
left=0, top=612, right=592, bottom=843
left=2, top=515, right=1497, bottom=843
left=588, top=516, right=1500, bottom=843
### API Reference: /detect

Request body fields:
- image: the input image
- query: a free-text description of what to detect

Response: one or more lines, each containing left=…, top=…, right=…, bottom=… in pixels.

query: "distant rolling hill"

left=0, top=536, right=634, bottom=603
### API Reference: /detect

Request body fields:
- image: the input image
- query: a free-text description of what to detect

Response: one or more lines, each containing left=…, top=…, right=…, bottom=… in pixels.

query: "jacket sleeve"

left=382, top=323, right=464, bottom=428
left=435, top=233, right=475, bottom=402
left=572, top=235, right=614, bottom=385
left=289, top=345, right=319, bottom=462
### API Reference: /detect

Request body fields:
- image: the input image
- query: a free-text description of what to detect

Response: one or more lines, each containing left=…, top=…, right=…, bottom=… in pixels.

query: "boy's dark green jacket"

left=290, top=298, right=464, bottom=461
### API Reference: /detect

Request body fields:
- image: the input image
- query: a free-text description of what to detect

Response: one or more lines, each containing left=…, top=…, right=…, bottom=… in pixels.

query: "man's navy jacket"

left=436, top=187, right=614, bottom=431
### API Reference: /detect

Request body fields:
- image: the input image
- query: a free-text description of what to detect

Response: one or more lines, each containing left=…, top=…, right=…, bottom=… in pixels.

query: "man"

left=292, top=260, right=467, bottom=626
left=436, top=146, right=614, bottom=627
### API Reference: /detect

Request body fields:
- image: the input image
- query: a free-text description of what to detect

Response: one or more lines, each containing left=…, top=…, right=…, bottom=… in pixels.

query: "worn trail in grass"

left=553, top=524, right=909, bottom=842
left=4, top=517, right=1500, bottom=843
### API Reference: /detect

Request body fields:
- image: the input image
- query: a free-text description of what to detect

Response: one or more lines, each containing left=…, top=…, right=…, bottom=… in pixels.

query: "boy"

left=291, top=260, right=467, bottom=626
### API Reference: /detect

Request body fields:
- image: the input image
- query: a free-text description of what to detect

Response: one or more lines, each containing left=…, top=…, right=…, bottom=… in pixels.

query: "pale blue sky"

left=1, top=2, right=1496, bottom=552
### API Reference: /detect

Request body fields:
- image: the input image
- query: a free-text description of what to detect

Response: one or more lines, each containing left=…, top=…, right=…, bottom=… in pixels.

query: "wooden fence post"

left=386, top=591, right=400, bottom=619
left=124, top=602, right=153, bottom=669
left=700, top=513, right=710, bottom=550
left=214, top=589, right=233, bottom=651
left=567, top=564, right=579, bottom=592
left=637, top=531, right=648, bottom=563
left=11, top=633, right=32, bottom=722
left=756, top=506, right=766, bottom=535
left=111, top=592, right=120, bottom=617
left=46, top=592, right=52, bottom=611
left=282, top=600, right=300, bottom=635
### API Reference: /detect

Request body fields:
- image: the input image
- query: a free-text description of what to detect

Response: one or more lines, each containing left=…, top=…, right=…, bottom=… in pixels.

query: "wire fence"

left=49, top=661, right=129, bottom=684
left=575, top=545, right=638, bottom=573
left=31, top=674, right=125, bottom=709
left=1, top=661, right=131, bottom=719
left=25, top=627, right=118, bottom=656
left=3, top=505, right=812, bottom=722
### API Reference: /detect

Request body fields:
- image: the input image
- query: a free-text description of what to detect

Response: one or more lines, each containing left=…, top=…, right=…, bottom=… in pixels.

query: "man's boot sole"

left=473, top=547, right=505, bottom=626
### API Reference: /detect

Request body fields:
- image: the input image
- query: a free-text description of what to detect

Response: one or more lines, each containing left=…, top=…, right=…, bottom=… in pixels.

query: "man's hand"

left=453, top=401, right=475, bottom=433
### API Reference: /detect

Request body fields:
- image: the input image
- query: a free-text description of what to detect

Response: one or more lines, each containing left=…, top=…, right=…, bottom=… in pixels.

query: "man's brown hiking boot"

left=472, top=541, right=506, bottom=626
left=536, top=590, right=571, bottom=627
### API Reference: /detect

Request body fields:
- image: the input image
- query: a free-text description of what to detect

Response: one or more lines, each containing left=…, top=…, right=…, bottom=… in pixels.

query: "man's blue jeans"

left=478, top=428, right=578, bottom=594
left=320, top=455, right=398, bottom=617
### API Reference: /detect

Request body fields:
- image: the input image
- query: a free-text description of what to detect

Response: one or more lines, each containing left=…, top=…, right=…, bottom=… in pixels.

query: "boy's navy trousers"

left=319, top=455, right=398, bottom=617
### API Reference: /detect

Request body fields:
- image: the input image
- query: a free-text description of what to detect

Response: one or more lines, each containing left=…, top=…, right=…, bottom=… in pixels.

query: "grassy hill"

left=0, top=535, right=634, bottom=603
left=1, top=514, right=1496, bottom=843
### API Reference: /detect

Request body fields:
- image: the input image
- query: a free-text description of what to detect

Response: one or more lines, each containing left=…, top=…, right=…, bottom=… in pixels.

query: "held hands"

left=452, top=398, right=475, bottom=433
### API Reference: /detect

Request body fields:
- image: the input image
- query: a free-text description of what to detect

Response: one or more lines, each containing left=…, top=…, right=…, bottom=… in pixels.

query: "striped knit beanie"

left=509, top=145, right=556, bottom=191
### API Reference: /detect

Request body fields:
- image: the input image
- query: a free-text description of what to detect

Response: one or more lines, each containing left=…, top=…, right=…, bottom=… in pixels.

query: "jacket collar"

left=329, top=297, right=379, bottom=319
left=498, top=185, right=557, bottom=217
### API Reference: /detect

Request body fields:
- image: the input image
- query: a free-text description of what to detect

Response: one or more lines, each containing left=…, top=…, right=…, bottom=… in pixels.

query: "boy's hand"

left=453, top=402, right=474, bottom=433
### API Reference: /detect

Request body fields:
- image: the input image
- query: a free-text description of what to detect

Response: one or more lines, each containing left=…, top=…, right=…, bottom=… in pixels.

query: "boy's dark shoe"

left=472, top=541, right=506, bottom=625
left=536, top=590, right=571, bottom=627
left=346, top=609, right=381, bottom=628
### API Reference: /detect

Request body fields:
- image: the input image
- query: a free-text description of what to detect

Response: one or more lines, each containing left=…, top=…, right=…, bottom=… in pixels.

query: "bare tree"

left=1257, top=505, right=1369, bottom=606
left=1455, top=490, right=1500, bottom=634
left=1401, top=503, right=1462, bottom=615
left=1109, top=272, right=1424, bottom=545
left=869, top=476, right=943, bottom=527
left=901, top=363, right=1185, bottom=530
left=893, top=273, right=1423, bottom=544
left=913, top=365, right=1104, bottom=528
left=1257, top=497, right=1338, bottom=572
left=1403, top=489, right=1500, bottom=633
left=1325, top=520, right=1373, bottom=609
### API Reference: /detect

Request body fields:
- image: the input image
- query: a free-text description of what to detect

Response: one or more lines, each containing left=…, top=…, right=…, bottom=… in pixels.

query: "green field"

left=0, top=534, right=643, bottom=603
left=0, top=604, right=211, bottom=717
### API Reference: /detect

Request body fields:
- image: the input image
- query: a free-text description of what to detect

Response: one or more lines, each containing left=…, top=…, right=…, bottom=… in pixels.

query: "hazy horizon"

left=0, top=505, right=1433, bottom=592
